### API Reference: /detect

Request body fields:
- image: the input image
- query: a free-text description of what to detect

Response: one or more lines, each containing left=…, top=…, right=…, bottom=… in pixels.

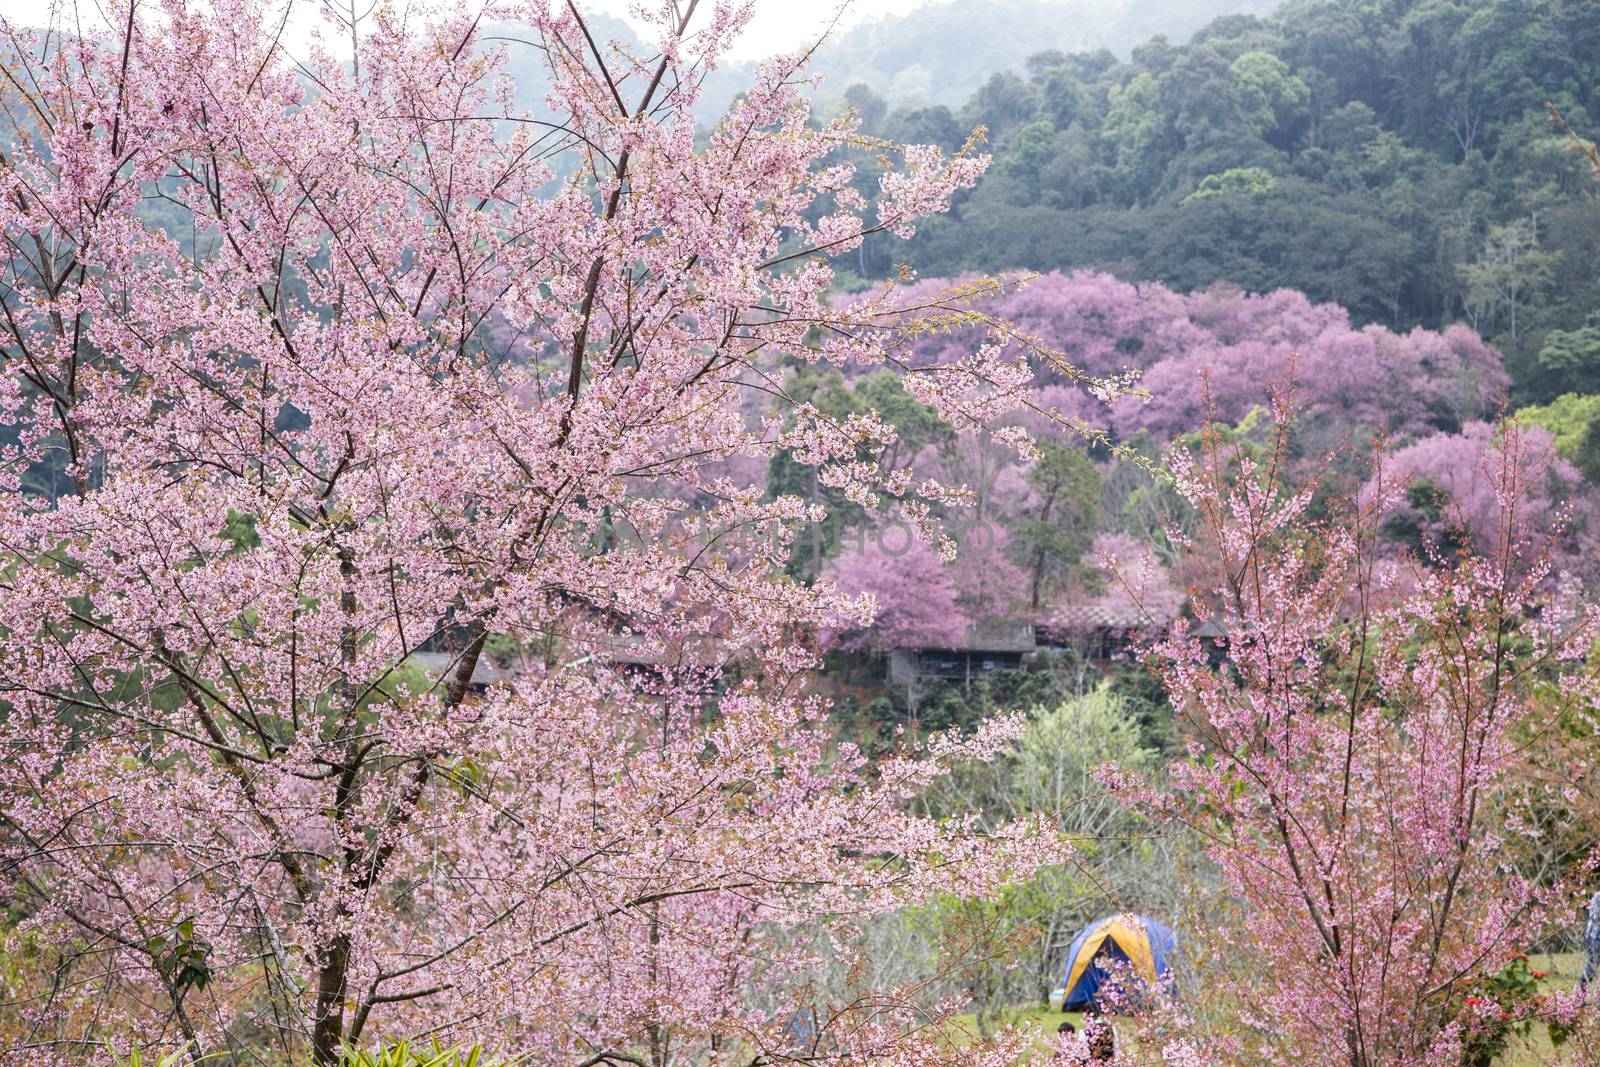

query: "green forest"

left=834, top=0, right=1600, bottom=406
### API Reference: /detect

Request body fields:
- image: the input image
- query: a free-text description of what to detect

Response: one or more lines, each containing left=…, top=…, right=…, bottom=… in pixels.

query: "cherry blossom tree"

left=1374, top=420, right=1600, bottom=577
left=825, top=533, right=970, bottom=653
left=885, top=270, right=1509, bottom=445
left=1119, top=408, right=1600, bottom=1065
left=0, top=2, right=1109, bottom=1062
left=949, top=519, right=1028, bottom=622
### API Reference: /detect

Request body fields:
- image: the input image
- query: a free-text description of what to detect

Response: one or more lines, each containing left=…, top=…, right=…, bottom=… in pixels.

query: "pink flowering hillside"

left=888, top=270, right=1509, bottom=443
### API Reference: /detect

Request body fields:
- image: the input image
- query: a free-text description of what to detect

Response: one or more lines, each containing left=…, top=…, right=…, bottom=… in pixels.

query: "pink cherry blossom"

left=0, top=2, right=1083, bottom=1062
left=884, top=270, right=1508, bottom=444
left=1115, top=406, right=1600, bottom=1065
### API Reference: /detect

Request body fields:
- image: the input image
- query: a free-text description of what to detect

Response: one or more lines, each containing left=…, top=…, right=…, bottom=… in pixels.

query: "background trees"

left=1008, top=440, right=1100, bottom=610
left=821, top=0, right=1600, bottom=368
left=786, top=270, right=1549, bottom=654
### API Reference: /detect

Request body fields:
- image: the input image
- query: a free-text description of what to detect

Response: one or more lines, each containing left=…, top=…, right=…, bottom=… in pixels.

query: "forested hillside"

left=835, top=0, right=1600, bottom=406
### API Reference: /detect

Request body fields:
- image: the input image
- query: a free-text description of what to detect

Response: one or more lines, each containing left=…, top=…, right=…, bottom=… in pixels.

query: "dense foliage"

left=835, top=0, right=1600, bottom=407
left=6, top=0, right=1600, bottom=1062
left=889, top=269, right=1509, bottom=441
left=806, top=271, right=1599, bottom=655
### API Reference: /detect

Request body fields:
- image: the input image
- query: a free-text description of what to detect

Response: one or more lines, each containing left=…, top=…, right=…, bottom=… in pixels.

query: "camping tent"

left=1049, top=913, right=1178, bottom=1012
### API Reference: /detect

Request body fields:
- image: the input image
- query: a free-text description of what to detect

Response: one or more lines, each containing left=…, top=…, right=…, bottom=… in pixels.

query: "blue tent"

left=1049, top=913, right=1179, bottom=1012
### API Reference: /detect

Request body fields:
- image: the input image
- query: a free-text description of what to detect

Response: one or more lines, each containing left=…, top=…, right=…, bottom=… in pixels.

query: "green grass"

left=1497, top=951, right=1582, bottom=1066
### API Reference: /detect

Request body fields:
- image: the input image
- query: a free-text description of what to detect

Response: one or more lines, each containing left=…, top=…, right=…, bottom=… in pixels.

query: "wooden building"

left=887, top=621, right=1039, bottom=688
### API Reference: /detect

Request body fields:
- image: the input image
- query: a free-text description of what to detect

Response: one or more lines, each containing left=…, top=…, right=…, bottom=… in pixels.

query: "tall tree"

left=1008, top=439, right=1101, bottom=611
left=1123, top=411, right=1598, bottom=1065
left=0, top=2, right=1106, bottom=1062
left=1458, top=216, right=1562, bottom=349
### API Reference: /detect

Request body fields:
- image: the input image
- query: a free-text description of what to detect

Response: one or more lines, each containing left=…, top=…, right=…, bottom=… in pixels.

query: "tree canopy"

left=831, top=0, right=1600, bottom=406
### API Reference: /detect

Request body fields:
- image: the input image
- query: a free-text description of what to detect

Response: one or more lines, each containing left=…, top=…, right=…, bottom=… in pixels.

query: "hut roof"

left=1050, top=590, right=1184, bottom=632
left=921, top=621, right=1037, bottom=653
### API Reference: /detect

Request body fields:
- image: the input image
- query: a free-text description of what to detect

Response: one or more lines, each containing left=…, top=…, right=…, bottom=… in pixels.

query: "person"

left=1082, top=1007, right=1116, bottom=1062
left=1053, top=1020, right=1084, bottom=1063
left=1583, top=889, right=1600, bottom=988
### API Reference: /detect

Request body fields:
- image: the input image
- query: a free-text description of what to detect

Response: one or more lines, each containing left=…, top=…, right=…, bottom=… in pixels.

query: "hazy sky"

left=2, top=0, right=933, bottom=61
left=596, top=0, right=928, bottom=60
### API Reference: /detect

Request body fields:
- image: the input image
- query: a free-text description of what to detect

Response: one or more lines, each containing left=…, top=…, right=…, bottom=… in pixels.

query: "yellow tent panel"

left=1062, top=914, right=1160, bottom=996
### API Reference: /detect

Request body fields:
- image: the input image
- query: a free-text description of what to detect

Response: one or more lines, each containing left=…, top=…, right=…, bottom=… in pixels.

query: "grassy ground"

left=944, top=1004, right=1139, bottom=1060
left=949, top=952, right=1586, bottom=1065
left=1498, top=951, right=1581, bottom=1066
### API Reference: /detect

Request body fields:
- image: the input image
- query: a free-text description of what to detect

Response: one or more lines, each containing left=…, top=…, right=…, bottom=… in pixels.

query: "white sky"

left=1, top=0, right=933, bottom=62
left=596, top=0, right=929, bottom=60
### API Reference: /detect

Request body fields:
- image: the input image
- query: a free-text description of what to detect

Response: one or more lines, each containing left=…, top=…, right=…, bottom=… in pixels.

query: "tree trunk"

left=312, top=933, right=352, bottom=1065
